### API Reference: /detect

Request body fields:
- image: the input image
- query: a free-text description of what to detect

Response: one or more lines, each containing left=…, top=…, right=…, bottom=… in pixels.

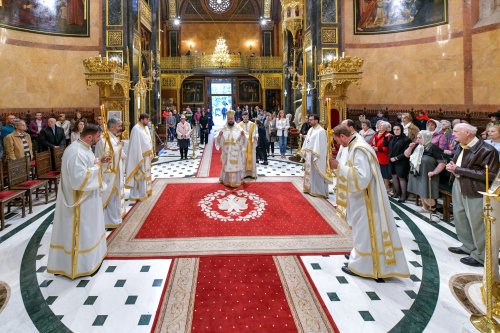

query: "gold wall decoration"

left=133, top=33, right=142, bottom=51
left=264, top=0, right=272, bottom=18
left=140, top=0, right=153, bottom=31
left=107, top=30, right=124, bottom=47
left=161, top=76, right=179, bottom=89
left=264, top=75, right=282, bottom=89
left=321, top=28, right=338, bottom=44
left=169, top=0, right=177, bottom=19
left=83, top=56, right=131, bottom=138
left=281, top=0, right=304, bottom=43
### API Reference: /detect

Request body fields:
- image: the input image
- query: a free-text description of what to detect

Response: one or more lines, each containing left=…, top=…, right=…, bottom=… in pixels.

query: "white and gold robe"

left=125, top=123, right=153, bottom=201
left=47, top=140, right=107, bottom=279
left=239, top=121, right=258, bottom=178
left=95, top=132, right=126, bottom=228
left=215, top=125, right=246, bottom=187
left=301, top=125, right=330, bottom=198
left=337, top=138, right=410, bottom=279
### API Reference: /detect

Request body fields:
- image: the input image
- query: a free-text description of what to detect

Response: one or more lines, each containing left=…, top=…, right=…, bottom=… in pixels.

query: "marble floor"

left=0, top=139, right=490, bottom=333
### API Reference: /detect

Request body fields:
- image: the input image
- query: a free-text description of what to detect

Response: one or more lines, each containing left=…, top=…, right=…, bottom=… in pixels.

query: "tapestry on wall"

left=0, top=0, right=89, bottom=37
left=354, top=0, right=448, bottom=35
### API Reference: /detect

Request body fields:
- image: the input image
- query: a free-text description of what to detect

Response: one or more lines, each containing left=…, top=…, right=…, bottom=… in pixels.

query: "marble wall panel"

left=472, top=29, right=500, bottom=105
left=179, top=22, right=261, bottom=56
left=0, top=0, right=101, bottom=109
left=346, top=38, right=464, bottom=105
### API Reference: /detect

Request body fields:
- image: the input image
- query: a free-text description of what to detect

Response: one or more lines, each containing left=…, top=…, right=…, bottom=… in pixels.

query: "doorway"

left=210, top=79, right=233, bottom=127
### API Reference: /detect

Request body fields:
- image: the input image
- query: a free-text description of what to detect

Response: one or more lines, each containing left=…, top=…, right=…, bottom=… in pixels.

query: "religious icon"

left=182, top=80, right=204, bottom=104
left=238, top=79, right=260, bottom=104
left=0, top=0, right=89, bottom=36
left=354, top=0, right=448, bottom=34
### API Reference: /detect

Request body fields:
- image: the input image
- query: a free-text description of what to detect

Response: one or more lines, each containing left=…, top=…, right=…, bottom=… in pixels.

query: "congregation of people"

left=0, top=111, right=157, bottom=280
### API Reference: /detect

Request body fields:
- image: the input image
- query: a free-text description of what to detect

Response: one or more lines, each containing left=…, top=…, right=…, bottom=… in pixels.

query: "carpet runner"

left=135, top=182, right=336, bottom=239
left=208, top=141, right=222, bottom=177
left=191, top=256, right=297, bottom=332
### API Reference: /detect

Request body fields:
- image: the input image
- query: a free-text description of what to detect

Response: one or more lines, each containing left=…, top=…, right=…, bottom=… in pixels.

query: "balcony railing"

left=160, top=55, right=283, bottom=72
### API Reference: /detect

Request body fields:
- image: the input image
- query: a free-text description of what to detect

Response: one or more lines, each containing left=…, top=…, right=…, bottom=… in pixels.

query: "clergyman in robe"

left=214, top=110, right=246, bottom=188
left=300, top=114, right=330, bottom=198
left=95, top=117, right=126, bottom=228
left=125, top=113, right=153, bottom=201
left=332, top=125, right=410, bottom=279
left=47, top=124, right=108, bottom=279
left=239, top=110, right=258, bottom=179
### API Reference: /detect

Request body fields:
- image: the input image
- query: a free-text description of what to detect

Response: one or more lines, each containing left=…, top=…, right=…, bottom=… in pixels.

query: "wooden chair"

left=52, top=146, right=65, bottom=171
left=7, top=156, right=49, bottom=214
left=0, top=162, right=26, bottom=230
left=439, top=184, right=452, bottom=222
left=35, top=150, right=60, bottom=196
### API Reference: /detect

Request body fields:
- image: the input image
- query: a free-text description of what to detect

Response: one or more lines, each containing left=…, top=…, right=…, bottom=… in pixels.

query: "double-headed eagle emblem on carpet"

left=198, top=190, right=267, bottom=222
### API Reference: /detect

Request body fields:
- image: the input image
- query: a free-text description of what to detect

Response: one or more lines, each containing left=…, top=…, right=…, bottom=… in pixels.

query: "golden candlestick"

left=190, top=124, right=197, bottom=160
left=100, top=104, right=114, bottom=174
left=471, top=165, right=500, bottom=332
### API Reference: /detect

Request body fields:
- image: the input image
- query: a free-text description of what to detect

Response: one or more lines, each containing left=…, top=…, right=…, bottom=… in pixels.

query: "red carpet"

left=209, top=141, right=222, bottom=177
left=191, top=256, right=297, bottom=332
left=135, top=182, right=335, bottom=238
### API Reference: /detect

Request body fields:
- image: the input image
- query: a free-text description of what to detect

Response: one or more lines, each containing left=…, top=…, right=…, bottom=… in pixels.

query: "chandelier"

left=212, top=36, right=230, bottom=68
left=208, top=0, right=231, bottom=13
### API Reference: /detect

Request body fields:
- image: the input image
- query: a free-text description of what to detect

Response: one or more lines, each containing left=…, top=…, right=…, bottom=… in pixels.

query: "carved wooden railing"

left=160, top=55, right=283, bottom=71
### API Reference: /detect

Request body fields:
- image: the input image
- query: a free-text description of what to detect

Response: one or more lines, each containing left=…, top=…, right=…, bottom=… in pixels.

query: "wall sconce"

left=188, top=41, right=194, bottom=49
left=247, top=41, right=254, bottom=51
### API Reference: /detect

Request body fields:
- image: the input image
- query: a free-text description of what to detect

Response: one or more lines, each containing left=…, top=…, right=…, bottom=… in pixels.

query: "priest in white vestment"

left=95, top=118, right=126, bottom=228
left=125, top=114, right=153, bottom=201
left=215, top=110, right=246, bottom=187
left=300, top=115, right=330, bottom=198
left=47, top=125, right=108, bottom=279
left=332, top=125, right=410, bottom=279
left=239, top=111, right=258, bottom=179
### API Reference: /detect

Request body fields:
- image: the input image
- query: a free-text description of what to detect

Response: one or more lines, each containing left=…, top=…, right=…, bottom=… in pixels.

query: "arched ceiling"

left=161, top=0, right=279, bottom=22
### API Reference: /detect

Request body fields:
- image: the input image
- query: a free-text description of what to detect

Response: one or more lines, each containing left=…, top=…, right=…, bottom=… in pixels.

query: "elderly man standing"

left=38, top=118, right=66, bottom=151
left=126, top=114, right=153, bottom=201
left=47, top=125, right=109, bottom=279
left=301, top=114, right=330, bottom=198
left=239, top=111, right=258, bottom=179
left=215, top=110, right=246, bottom=187
left=446, top=123, right=499, bottom=267
left=95, top=118, right=126, bottom=228
left=56, top=113, right=72, bottom=146
left=4, top=120, right=33, bottom=160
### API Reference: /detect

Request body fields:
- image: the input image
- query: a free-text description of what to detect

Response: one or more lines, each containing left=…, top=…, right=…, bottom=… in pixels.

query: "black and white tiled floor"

left=0, top=145, right=492, bottom=332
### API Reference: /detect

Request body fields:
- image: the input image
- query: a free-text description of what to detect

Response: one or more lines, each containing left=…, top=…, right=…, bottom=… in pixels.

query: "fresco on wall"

left=354, top=0, right=447, bottom=34
left=0, top=0, right=89, bottom=36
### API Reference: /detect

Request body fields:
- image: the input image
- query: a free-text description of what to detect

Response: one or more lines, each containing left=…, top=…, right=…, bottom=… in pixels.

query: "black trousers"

left=200, top=128, right=209, bottom=144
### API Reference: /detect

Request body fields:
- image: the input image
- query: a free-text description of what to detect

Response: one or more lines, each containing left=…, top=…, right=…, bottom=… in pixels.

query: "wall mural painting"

left=0, top=0, right=89, bottom=36
left=354, top=0, right=448, bottom=34
left=182, top=80, right=204, bottom=105
left=238, top=79, right=261, bottom=104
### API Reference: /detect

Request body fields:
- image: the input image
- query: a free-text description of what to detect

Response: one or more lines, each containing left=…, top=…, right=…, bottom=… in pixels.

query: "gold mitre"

left=226, top=110, right=236, bottom=117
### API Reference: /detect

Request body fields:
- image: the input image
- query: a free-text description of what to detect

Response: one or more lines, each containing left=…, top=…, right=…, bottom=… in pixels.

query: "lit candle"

left=342, top=52, right=345, bottom=58
left=486, top=165, right=489, bottom=192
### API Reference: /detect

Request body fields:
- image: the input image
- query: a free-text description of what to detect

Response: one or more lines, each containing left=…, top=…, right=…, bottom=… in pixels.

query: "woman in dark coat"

left=389, top=124, right=411, bottom=202
left=256, top=119, right=268, bottom=165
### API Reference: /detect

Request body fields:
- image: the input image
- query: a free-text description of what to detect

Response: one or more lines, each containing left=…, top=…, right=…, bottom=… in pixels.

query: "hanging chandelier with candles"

left=212, top=36, right=231, bottom=68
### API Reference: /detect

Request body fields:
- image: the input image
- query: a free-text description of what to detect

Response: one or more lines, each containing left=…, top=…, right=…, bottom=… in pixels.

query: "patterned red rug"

left=135, top=182, right=336, bottom=238
left=209, top=141, right=222, bottom=177
left=191, top=256, right=297, bottom=332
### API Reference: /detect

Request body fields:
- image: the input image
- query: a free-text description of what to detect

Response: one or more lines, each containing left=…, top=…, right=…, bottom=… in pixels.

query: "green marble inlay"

left=359, top=311, right=375, bottom=321
left=92, top=315, right=108, bottom=326
left=410, top=261, right=422, bottom=268
left=126, top=295, right=138, bottom=305
left=138, top=314, right=151, bottom=325
left=106, top=266, right=117, bottom=272
left=140, top=265, right=151, bottom=272
left=411, top=250, right=421, bottom=255
left=366, top=291, right=381, bottom=300
left=327, top=292, right=340, bottom=301
left=76, top=280, right=90, bottom=288
left=335, top=276, right=348, bottom=284
left=20, top=212, right=72, bottom=332
left=311, top=263, right=321, bottom=270
left=405, top=290, right=418, bottom=299
left=410, top=275, right=422, bottom=282
left=0, top=204, right=55, bottom=244
left=389, top=204, right=440, bottom=333
left=84, top=296, right=98, bottom=305
left=114, top=280, right=126, bottom=287
left=36, top=266, right=47, bottom=273
left=45, top=296, right=57, bottom=305
left=390, top=198, right=458, bottom=240
left=152, top=279, right=163, bottom=287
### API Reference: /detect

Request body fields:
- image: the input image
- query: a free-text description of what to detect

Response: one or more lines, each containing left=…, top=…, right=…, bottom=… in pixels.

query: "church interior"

left=0, top=0, right=500, bottom=332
